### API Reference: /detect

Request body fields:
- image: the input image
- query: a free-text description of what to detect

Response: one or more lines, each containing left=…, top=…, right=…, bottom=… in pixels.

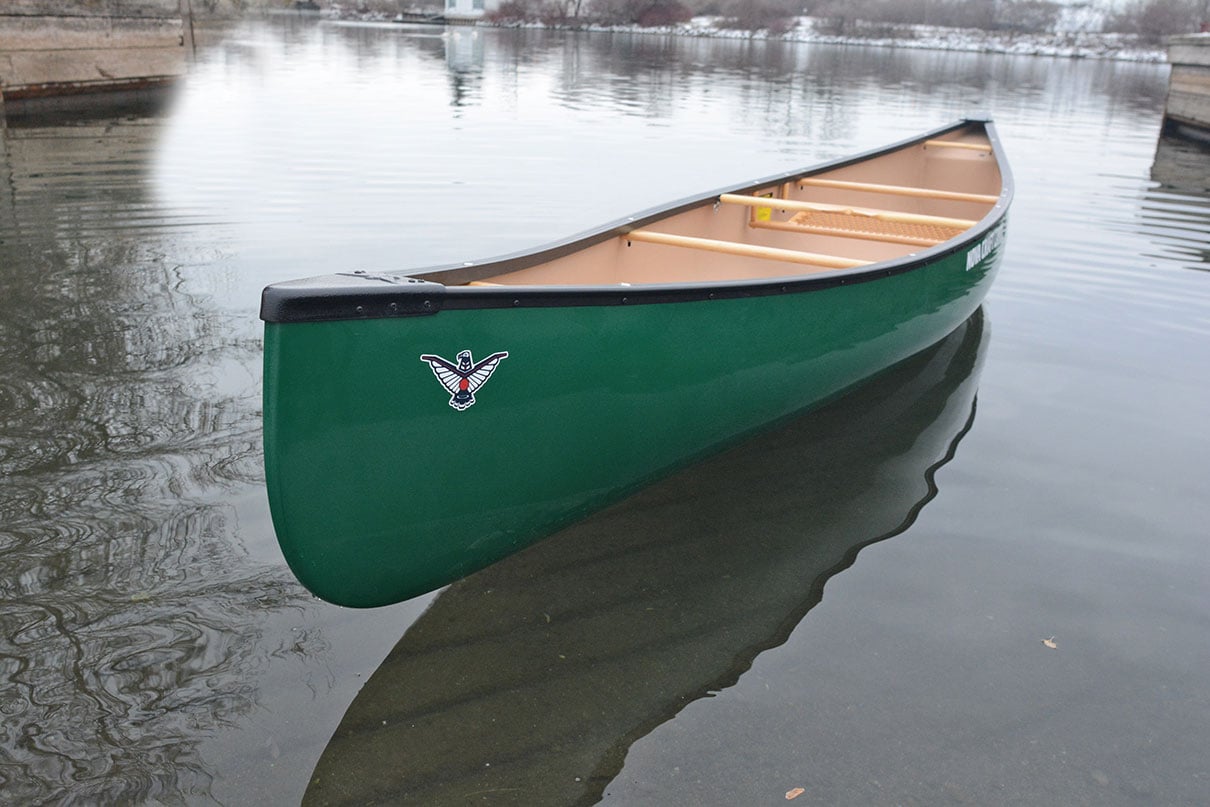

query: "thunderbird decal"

left=420, top=350, right=509, bottom=410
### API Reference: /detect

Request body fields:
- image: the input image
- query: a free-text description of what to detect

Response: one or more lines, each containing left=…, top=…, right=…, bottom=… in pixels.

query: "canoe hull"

left=263, top=220, right=1005, bottom=607
left=304, top=309, right=988, bottom=804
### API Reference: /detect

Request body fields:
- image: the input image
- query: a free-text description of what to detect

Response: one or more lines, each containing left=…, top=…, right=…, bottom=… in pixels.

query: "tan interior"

left=449, top=126, right=1002, bottom=287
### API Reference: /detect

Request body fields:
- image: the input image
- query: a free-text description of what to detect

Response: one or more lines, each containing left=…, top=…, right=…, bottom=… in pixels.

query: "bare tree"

left=589, top=0, right=693, bottom=25
left=1106, top=0, right=1203, bottom=41
left=716, top=0, right=799, bottom=32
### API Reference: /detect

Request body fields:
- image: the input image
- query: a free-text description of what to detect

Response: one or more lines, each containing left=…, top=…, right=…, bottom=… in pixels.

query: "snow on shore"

left=542, top=17, right=1168, bottom=63
left=325, top=9, right=1168, bottom=63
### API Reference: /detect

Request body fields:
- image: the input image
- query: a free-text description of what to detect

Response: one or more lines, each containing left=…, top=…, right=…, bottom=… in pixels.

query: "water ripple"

left=1, top=96, right=310, bottom=805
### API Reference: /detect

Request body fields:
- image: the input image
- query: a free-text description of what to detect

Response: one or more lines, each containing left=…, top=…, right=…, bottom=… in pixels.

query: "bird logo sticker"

left=420, top=349, right=509, bottom=410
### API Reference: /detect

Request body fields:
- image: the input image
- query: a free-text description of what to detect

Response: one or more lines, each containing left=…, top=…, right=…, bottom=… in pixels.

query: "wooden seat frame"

left=467, top=154, right=998, bottom=284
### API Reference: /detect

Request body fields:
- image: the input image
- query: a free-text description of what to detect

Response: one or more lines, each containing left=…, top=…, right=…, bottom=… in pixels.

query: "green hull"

left=262, top=122, right=1010, bottom=607
left=304, top=311, right=987, bottom=804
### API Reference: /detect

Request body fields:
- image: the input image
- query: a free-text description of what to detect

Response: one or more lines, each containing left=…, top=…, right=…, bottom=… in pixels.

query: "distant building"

left=444, top=0, right=501, bottom=23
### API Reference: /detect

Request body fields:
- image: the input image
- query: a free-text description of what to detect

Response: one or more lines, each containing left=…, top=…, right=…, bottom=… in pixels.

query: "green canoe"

left=261, top=119, right=1011, bottom=607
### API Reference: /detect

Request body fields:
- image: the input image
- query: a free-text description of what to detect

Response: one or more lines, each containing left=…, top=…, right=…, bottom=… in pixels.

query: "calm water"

left=2, top=17, right=1208, bottom=806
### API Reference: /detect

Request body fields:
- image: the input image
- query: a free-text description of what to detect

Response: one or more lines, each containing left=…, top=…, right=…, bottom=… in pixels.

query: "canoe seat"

left=719, top=193, right=977, bottom=248
left=625, top=229, right=870, bottom=270
left=797, top=177, right=999, bottom=204
left=773, top=207, right=968, bottom=247
left=923, top=139, right=993, bottom=153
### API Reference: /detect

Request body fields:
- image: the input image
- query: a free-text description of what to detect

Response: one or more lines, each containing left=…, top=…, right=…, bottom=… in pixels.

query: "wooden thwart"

left=625, top=230, right=870, bottom=270
left=922, top=139, right=993, bottom=153
left=718, top=193, right=977, bottom=230
left=797, top=177, right=999, bottom=204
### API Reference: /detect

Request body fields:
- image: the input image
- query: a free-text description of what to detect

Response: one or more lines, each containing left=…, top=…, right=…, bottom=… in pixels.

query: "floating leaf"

left=786, top=787, right=806, bottom=800
left=1043, top=636, right=1058, bottom=649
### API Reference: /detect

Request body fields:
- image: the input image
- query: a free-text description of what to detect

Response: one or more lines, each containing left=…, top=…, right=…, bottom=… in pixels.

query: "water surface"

left=1, top=18, right=1208, bottom=805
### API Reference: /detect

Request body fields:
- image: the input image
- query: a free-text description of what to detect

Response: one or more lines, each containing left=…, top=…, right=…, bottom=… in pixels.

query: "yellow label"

left=755, top=192, right=774, bottom=222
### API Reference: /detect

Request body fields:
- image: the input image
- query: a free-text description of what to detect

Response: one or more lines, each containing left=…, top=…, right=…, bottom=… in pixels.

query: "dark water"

left=1, top=18, right=1208, bottom=806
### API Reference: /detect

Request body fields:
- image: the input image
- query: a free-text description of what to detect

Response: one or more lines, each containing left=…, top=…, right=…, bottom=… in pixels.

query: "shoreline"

left=325, top=11, right=1169, bottom=64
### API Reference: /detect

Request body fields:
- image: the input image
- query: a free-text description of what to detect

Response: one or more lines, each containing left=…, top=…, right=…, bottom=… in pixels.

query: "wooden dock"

left=1166, top=33, right=1210, bottom=140
left=0, top=2, right=191, bottom=106
left=0, top=0, right=253, bottom=119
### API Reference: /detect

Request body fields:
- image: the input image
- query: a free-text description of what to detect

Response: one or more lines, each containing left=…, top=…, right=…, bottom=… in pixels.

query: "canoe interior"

left=425, top=125, right=1001, bottom=287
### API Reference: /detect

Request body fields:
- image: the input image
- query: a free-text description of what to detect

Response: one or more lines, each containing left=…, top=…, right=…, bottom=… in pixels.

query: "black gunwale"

left=260, top=119, right=1013, bottom=324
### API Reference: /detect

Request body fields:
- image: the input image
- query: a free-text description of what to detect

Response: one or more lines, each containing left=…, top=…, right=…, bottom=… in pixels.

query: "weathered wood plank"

left=0, top=15, right=184, bottom=51
left=0, top=0, right=184, bottom=18
left=0, top=13, right=186, bottom=98
left=1166, top=35, right=1210, bottom=131
left=1167, top=56, right=1210, bottom=128
left=1169, top=33, right=1210, bottom=68
left=2, top=47, right=185, bottom=92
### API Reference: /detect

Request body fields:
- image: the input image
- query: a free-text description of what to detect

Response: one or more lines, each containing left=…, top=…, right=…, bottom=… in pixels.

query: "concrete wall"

left=0, top=1, right=189, bottom=104
left=1166, top=33, right=1210, bottom=134
left=0, top=0, right=258, bottom=110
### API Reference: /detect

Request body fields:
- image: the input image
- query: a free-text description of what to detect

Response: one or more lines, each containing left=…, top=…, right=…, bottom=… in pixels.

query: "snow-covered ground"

left=671, top=16, right=1168, bottom=63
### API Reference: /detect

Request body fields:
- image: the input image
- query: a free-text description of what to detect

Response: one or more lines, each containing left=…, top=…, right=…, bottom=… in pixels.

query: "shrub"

left=589, top=0, right=693, bottom=26
left=715, top=0, right=798, bottom=32
left=994, top=1, right=1061, bottom=33
left=637, top=0, right=693, bottom=26
left=1106, top=0, right=1203, bottom=42
left=537, top=0, right=587, bottom=23
left=488, top=0, right=539, bottom=22
left=813, top=0, right=995, bottom=29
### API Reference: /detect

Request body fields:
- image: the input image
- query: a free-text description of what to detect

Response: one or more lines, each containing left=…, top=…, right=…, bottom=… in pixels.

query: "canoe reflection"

left=305, top=309, right=988, bottom=806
